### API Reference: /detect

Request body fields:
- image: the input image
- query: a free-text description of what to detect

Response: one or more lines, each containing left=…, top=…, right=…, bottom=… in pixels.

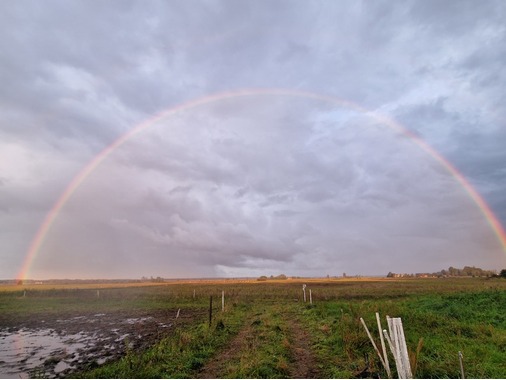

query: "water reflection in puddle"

left=0, top=315, right=173, bottom=378
left=0, top=328, right=87, bottom=378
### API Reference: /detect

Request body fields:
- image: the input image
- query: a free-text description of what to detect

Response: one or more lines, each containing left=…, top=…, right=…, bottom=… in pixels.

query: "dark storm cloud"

left=1, top=0, right=505, bottom=279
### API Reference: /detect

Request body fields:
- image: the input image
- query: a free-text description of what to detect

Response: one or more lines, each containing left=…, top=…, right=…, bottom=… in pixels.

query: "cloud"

left=1, top=1, right=505, bottom=279
left=28, top=96, right=504, bottom=278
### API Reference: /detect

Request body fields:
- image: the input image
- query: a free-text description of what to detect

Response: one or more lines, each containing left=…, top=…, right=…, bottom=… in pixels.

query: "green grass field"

left=1, top=277, right=505, bottom=378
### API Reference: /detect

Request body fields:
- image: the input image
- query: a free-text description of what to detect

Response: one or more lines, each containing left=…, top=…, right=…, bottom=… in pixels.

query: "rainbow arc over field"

left=17, top=88, right=506, bottom=280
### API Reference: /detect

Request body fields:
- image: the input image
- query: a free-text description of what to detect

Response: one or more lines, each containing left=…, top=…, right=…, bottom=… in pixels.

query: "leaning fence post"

left=360, top=317, right=388, bottom=373
left=176, top=308, right=180, bottom=319
left=458, top=351, right=465, bottom=379
left=383, top=329, right=404, bottom=378
left=376, top=312, right=391, bottom=378
left=386, top=315, right=394, bottom=348
left=383, top=329, right=396, bottom=357
left=396, top=318, right=412, bottom=378
left=383, top=318, right=412, bottom=379
left=390, top=317, right=402, bottom=376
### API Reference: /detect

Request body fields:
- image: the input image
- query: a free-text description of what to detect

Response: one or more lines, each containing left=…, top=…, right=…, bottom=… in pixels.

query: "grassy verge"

left=297, top=289, right=506, bottom=378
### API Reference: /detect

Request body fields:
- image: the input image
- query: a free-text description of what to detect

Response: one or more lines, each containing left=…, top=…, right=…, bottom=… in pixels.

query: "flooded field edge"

left=0, top=309, right=202, bottom=378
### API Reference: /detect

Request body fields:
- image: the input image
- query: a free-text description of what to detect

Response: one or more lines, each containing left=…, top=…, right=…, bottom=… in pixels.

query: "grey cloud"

left=1, top=0, right=505, bottom=279
left=409, top=0, right=504, bottom=35
left=28, top=95, right=502, bottom=278
left=393, top=93, right=506, bottom=223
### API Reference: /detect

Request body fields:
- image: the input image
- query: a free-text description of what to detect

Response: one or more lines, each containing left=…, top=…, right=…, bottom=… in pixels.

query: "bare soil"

left=287, top=318, right=321, bottom=379
left=0, top=308, right=203, bottom=378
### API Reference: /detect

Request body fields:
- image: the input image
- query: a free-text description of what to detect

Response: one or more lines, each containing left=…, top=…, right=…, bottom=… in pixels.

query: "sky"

left=1, top=0, right=506, bottom=280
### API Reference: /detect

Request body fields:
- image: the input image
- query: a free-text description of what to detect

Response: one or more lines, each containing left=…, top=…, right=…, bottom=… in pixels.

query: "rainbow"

left=17, top=88, right=506, bottom=280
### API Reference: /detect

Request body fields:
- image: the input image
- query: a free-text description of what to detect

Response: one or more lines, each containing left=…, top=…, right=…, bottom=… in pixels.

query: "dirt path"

left=287, top=317, right=321, bottom=379
left=196, top=307, right=321, bottom=379
left=196, top=322, right=255, bottom=378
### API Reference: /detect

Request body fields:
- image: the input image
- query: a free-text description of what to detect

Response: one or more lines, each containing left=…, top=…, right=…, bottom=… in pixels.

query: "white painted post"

left=388, top=317, right=396, bottom=347
left=383, top=318, right=412, bottom=379
left=176, top=308, right=180, bottom=319
left=221, top=290, right=225, bottom=312
left=309, top=289, right=313, bottom=304
left=396, top=318, right=412, bottom=378
left=384, top=328, right=404, bottom=378
left=391, top=318, right=401, bottom=376
left=360, top=318, right=388, bottom=373
left=383, top=329, right=396, bottom=357
left=458, top=351, right=465, bottom=379
left=302, top=284, right=307, bottom=302
left=376, top=312, right=391, bottom=378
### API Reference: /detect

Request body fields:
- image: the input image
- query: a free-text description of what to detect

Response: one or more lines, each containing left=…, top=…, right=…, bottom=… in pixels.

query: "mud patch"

left=0, top=309, right=200, bottom=378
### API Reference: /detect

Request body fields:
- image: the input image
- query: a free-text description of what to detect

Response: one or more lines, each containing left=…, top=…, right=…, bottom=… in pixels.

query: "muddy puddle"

left=0, top=310, right=194, bottom=378
left=0, top=328, right=89, bottom=378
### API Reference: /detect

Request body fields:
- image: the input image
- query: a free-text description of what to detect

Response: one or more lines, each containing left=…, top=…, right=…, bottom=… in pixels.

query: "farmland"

left=1, top=277, right=505, bottom=378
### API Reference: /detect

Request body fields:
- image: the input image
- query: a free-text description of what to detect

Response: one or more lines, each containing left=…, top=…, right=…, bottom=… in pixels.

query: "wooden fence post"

left=383, top=317, right=412, bottom=379
left=222, top=290, right=225, bottom=312
left=376, top=312, right=391, bottom=378
left=458, top=351, right=465, bottom=379
left=360, top=317, right=388, bottom=373
left=396, top=318, right=412, bottom=378
left=209, top=296, right=213, bottom=326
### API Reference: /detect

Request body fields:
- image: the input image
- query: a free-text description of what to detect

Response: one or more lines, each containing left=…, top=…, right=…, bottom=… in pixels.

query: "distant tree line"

left=443, top=266, right=497, bottom=277
left=257, top=274, right=288, bottom=281
left=387, top=266, right=500, bottom=278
